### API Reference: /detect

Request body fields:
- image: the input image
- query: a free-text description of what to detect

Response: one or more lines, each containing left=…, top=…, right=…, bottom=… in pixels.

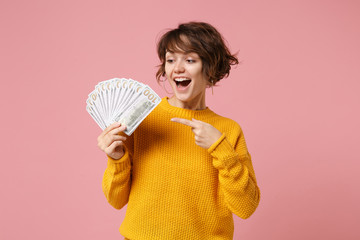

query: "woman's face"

left=165, top=50, right=208, bottom=107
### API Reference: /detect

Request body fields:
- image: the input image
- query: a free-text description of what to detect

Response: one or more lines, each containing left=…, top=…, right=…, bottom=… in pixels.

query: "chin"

left=174, top=94, right=190, bottom=103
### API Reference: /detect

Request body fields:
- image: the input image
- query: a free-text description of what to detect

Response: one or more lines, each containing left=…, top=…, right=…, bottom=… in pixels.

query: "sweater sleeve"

left=208, top=129, right=260, bottom=219
left=102, top=150, right=132, bottom=210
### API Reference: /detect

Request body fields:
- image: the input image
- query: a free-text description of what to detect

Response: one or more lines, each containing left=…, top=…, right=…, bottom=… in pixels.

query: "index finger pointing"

left=171, top=118, right=197, bottom=128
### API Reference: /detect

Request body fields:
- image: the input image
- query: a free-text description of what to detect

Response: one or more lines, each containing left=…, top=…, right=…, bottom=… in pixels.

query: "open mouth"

left=174, top=78, right=191, bottom=88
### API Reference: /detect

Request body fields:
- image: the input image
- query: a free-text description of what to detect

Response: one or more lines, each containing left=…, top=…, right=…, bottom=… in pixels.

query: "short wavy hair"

left=156, top=22, right=239, bottom=85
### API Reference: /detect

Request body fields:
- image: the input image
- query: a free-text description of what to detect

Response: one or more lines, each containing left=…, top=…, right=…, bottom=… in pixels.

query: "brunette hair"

left=156, top=22, right=239, bottom=85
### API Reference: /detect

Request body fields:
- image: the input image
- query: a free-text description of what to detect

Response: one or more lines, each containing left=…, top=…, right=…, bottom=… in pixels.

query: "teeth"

left=174, top=78, right=190, bottom=82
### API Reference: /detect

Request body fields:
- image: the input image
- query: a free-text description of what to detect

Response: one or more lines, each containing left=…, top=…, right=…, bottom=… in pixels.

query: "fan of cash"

left=86, top=78, right=161, bottom=135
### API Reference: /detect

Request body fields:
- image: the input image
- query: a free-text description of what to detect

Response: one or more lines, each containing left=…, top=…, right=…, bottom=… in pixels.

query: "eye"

left=166, top=59, right=174, bottom=63
left=186, top=59, right=195, bottom=63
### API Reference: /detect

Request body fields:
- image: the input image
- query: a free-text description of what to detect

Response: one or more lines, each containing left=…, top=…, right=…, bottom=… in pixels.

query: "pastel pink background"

left=1, top=0, right=359, bottom=239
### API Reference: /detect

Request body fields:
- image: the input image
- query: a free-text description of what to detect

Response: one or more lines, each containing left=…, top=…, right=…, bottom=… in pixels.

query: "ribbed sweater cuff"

left=107, top=150, right=131, bottom=172
left=208, top=134, right=238, bottom=169
left=208, top=133, right=226, bottom=153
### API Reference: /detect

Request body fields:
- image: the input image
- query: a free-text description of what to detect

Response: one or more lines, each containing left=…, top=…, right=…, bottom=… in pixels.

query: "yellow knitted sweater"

left=102, top=97, right=260, bottom=240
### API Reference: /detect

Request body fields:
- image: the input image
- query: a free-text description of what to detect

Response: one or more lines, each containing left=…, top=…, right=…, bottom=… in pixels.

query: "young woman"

left=97, top=22, right=260, bottom=240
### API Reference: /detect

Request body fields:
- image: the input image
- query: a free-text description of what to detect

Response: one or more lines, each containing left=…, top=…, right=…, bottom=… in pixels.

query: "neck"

left=168, top=93, right=206, bottom=110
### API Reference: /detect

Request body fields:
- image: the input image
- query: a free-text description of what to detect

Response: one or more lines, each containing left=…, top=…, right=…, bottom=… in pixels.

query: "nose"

left=174, top=60, right=185, bottom=73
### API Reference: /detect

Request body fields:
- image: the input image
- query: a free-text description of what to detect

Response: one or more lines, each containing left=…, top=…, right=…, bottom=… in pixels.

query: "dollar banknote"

left=86, top=78, right=161, bottom=135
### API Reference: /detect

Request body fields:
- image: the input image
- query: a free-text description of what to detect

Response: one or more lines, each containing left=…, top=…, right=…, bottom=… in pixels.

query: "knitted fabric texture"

left=102, top=97, right=260, bottom=240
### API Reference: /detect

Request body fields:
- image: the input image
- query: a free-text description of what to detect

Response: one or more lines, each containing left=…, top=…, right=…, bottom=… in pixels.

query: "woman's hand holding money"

left=171, top=118, right=222, bottom=149
left=97, top=122, right=127, bottom=160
